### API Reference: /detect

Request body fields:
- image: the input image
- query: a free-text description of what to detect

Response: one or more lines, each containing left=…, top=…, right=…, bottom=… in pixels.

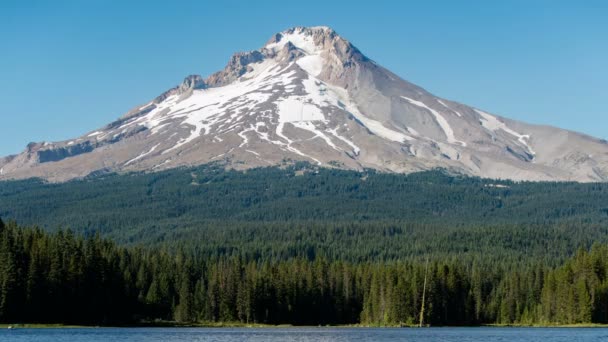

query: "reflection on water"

left=1, top=327, right=608, bottom=342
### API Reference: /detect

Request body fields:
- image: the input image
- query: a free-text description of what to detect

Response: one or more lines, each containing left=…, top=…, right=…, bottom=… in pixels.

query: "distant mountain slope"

left=2, top=26, right=608, bottom=182
left=1, top=165, right=607, bottom=249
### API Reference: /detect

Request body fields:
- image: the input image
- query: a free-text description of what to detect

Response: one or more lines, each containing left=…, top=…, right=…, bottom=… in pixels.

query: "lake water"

left=1, top=327, right=607, bottom=342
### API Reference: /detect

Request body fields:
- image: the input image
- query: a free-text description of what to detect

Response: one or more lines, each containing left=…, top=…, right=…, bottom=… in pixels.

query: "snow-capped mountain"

left=2, top=26, right=608, bottom=182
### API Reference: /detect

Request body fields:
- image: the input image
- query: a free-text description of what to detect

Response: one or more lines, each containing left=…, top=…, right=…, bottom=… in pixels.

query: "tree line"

left=1, top=219, right=608, bottom=326
left=1, top=164, right=607, bottom=245
left=1, top=164, right=608, bottom=266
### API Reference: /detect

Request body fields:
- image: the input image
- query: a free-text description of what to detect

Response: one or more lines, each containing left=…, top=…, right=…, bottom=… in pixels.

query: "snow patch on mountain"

left=275, top=121, right=322, bottom=165
left=87, top=131, right=103, bottom=137
left=122, top=63, right=298, bottom=155
left=266, top=28, right=324, bottom=55
left=277, top=98, right=325, bottom=123
left=325, top=86, right=412, bottom=143
left=328, top=127, right=361, bottom=155
left=296, top=55, right=323, bottom=76
left=126, top=143, right=160, bottom=166
left=437, top=99, right=462, bottom=117
left=292, top=121, right=340, bottom=151
left=401, top=96, right=466, bottom=146
left=475, top=109, right=535, bottom=156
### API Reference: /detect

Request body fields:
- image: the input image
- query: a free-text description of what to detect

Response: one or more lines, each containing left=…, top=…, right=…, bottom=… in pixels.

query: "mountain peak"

left=206, top=50, right=264, bottom=87
left=207, top=26, right=356, bottom=88
left=264, top=26, right=342, bottom=55
left=262, top=25, right=366, bottom=82
left=2, top=26, right=608, bottom=183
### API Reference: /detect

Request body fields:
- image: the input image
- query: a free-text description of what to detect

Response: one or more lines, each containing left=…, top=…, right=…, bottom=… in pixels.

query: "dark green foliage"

left=0, top=222, right=136, bottom=324
left=1, top=165, right=608, bottom=325
left=2, top=165, right=608, bottom=232
left=1, top=222, right=608, bottom=326
left=0, top=164, right=608, bottom=264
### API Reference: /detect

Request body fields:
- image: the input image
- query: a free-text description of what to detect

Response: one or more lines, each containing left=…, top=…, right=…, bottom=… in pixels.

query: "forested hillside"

left=1, top=220, right=608, bottom=326
left=1, top=164, right=608, bottom=325
left=1, top=164, right=608, bottom=264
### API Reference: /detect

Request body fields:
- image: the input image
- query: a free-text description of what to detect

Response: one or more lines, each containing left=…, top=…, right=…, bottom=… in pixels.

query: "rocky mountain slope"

left=2, top=26, right=607, bottom=182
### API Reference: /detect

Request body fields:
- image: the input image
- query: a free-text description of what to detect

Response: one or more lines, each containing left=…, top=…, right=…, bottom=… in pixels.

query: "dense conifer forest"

left=0, top=164, right=607, bottom=263
left=1, top=164, right=608, bottom=325
left=1, top=219, right=608, bottom=326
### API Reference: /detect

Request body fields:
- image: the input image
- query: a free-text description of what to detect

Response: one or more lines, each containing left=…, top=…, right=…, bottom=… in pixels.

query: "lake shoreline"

left=3, top=322, right=608, bottom=329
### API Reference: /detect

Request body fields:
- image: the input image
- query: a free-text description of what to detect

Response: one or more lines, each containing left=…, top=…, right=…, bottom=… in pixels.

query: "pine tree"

left=236, top=280, right=251, bottom=323
left=576, top=277, right=592, bottom=323
left=193, top=278, right=208, bottom=321
left=0, top=231, right=18, bottom=321
left=175, top=275, right=194, bottom=323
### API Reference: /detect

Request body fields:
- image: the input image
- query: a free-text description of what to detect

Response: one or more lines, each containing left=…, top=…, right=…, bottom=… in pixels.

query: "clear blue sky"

left=1, top=0, right=606, bottom=156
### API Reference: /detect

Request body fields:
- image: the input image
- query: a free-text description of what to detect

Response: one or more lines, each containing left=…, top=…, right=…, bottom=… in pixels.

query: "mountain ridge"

left=2, top=26, right=608, bottom=182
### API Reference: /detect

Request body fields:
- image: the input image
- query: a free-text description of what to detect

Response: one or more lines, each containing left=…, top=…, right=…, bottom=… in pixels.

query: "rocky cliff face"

left=2, top=26, right=607, bottom=182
